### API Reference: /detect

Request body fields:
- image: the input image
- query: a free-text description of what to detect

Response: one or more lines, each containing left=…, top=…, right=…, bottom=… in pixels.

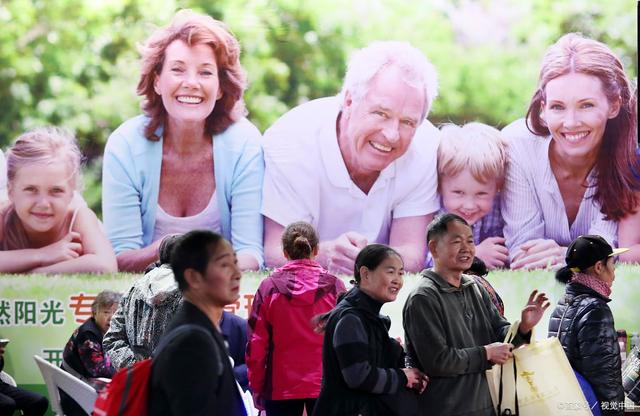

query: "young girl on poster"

left=0, top=127, right=117, bottom=273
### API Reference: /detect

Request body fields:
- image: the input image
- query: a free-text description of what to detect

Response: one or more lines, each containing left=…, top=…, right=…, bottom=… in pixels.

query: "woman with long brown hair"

left=501, top=33, right=639, bottom=270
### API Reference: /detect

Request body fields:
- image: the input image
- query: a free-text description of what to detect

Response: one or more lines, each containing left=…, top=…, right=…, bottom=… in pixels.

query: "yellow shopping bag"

left=486, top=321, right=591, bottom=415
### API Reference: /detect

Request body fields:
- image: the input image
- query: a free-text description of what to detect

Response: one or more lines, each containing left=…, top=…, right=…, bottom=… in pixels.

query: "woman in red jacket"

left=247, top=221, right=346, bottom=416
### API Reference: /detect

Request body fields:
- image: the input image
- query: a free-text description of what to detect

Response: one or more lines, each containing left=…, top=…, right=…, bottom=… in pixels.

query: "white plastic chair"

left=33, top=355, right=97, bottom=416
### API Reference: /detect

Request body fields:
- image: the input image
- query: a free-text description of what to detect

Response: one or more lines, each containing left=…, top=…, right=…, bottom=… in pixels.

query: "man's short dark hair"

left=170, top=230, right=224, bottom=291
left=426, top=213, right=470, bottom=243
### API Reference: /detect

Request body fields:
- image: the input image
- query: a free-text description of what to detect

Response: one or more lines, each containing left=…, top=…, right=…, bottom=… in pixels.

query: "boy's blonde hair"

left=437, top=122, right=508, bottom=185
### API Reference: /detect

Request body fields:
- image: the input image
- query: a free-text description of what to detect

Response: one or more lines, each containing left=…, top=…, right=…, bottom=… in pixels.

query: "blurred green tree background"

left=0, top=0, right=636, bottom=215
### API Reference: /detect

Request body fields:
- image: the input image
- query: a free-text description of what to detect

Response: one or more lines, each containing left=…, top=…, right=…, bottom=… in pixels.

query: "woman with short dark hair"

left=313, top=244, right=427, bottom=416
left=148, top=230, right=246, bottom=416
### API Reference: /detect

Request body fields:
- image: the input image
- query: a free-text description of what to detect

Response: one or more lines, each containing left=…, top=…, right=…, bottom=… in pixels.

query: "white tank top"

left=152, top=191, right=221, bottom=241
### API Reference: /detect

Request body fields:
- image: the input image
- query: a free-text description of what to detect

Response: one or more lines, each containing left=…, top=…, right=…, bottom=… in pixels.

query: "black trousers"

left=0, top=381, right=48, bottom=416
left=265, top=398, right=317, bottom=416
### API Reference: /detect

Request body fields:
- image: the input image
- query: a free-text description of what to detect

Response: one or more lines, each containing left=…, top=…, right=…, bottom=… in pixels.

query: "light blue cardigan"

left=102, top=115, right=264, bottom=265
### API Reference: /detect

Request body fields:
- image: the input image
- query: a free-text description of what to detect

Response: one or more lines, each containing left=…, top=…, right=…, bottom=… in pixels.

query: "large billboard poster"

left=0, top=0, right=638, bottom=414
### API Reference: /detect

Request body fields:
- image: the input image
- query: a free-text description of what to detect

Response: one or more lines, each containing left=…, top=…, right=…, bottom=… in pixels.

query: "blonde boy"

left=435, top=122, right=509, bottom=269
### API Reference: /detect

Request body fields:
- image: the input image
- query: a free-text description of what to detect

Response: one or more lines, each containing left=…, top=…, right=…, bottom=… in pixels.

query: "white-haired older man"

left=262, top=41, right=440, bottom=274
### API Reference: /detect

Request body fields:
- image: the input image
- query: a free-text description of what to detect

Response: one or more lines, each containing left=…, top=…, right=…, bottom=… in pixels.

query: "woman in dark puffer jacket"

left=548, top=235, right=628, bottom=416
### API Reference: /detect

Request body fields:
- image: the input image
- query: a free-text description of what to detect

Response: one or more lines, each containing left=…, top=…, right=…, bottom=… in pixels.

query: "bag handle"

left=497, top=357, right=519, bottom=416
left=503, top=320, right=520, bottom=344
left=498, top=320, right=521, bottom=416
left=504, top=319, right=536, bottom=346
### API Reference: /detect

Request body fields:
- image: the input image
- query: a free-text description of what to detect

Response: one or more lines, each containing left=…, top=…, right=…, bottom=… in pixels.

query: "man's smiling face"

left=340, top=65, right=425, bottom=176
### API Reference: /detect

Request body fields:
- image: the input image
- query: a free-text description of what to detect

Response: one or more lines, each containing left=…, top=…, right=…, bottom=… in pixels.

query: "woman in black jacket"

left=313, top=244, right=428, bottom=416
left=548, top=235, right=628, bottom=416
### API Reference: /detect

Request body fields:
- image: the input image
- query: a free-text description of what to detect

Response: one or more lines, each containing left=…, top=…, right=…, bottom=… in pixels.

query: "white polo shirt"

left=262, top=96, right=440, bottom=244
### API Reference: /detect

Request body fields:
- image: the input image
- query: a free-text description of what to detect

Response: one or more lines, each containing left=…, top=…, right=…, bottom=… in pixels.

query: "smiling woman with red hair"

left=102, top=10, right=264, bottom=272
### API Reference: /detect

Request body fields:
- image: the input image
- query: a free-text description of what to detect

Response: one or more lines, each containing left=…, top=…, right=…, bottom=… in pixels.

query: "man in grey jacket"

left=402, top=213, right=549, bottom=415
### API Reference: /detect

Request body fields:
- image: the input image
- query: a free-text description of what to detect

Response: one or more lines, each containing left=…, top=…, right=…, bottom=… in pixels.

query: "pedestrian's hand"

left=416, top=372, right=429, bottom=394
left=402, top=368, right=429, bottom=393
left=519, top=290, right=550, bottom=334
left=485, top=342, right=514, bottom=364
